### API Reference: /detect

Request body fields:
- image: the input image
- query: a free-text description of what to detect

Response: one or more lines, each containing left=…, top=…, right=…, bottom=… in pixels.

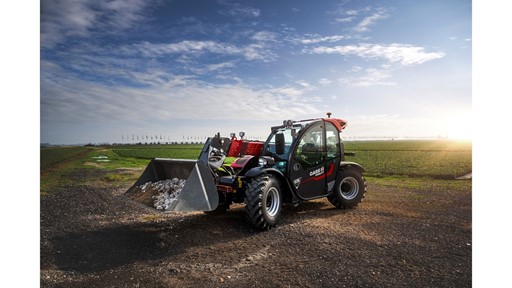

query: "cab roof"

left=271, top=117, right=348, bottom=132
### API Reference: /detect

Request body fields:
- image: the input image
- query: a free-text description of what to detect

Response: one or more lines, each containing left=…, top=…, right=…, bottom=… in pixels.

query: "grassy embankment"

left=40, top=144, right=206, bottom=195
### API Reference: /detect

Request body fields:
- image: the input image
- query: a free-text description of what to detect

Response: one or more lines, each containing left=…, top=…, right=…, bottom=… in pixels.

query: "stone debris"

left=136, top=178, right=186, bottom=211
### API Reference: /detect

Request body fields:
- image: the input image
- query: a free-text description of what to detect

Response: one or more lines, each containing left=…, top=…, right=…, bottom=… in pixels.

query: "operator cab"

left=263, top=117, right=346, bottom=199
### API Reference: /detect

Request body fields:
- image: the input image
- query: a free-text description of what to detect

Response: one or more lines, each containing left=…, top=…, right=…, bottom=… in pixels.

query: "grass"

left=40, top=140, right=472, bottom=195
left=40, top=146, right=88, bottom=170
left=112, top=144, right=204, bottom=159
left=86, top=148, right=151, bottom=169
left=344, top=140, right=472, bottom=179
left=344, top=139, right=472, bottom=151
left=40, top=147, right=91, bottom=195
left=40, top=146, right=150, bottom=195
left=367, top=175, right=472, bottom=192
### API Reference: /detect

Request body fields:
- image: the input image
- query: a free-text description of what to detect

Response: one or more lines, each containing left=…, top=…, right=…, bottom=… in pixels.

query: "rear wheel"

left=245, top=174, right=282, bottom=230
left=328, top=168, right=366, bottom=209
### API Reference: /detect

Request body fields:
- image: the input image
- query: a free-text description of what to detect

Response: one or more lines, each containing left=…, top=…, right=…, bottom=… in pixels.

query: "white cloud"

left=243, top=44, right=278, bottom=62
left=132, top=40, right=277, bottom=62
left=354, top=8, right=389, bottom=32
left=339, top=67, right=396, bottom=87
left=218, top=3, right=260, bottom=18
left=41, top=0, right=152, bottom=48
left=318, top=78, right=332, bottom=85
left=350, top=66, right=364, bottom=72
left=205, top=62, right=236, bottom=72
left=309, top=43, right=445, bottom=65
left=103, top=0, right=149, bottom=29
left=296, top=80, right=313, bottom=88
left=297, top=34, right=348, bottom=44
left=41, top=71, right=321, bottom=126
left=252, top=31, right=279, bottom=42
left=129, top=70, right=195, bottom=87
left=134, top=40, right=237, bottom=56
left=335, top=17, right=355, bottom=23
left=185, top=61, right=236, bottom=75
left=41, top=0, right=96, bottom=47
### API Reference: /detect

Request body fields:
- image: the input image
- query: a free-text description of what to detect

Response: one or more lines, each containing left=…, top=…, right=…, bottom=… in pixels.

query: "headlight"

left=283, top=119, right=294, bottom=127
left=258, top=156, right=276, bottom=167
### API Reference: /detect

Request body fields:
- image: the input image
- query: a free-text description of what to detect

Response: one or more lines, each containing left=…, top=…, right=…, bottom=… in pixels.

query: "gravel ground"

left=40, top=168, right=471, bottom=287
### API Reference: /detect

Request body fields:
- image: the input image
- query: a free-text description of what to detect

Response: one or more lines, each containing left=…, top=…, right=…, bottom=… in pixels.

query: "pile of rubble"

left=136, top=178, right=186, bottom=211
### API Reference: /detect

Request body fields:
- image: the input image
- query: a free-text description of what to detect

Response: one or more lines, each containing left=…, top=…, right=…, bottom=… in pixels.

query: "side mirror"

left=275, top=133, right=285, bottom=155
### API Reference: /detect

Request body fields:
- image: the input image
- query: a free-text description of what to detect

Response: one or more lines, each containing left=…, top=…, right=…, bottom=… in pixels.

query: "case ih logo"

left=309, top=166, right=325, bottom=177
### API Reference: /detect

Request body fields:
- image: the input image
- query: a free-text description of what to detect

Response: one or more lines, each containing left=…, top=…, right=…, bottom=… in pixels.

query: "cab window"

left=265, top=127, right=297, bottom=159
left=294, top=123, right=324, bottom=167
left=325, top=122, right=340, bottom=160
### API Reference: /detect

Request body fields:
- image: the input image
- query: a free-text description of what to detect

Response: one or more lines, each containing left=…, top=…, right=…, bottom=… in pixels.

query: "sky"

left=40, top=0, right=472, bottom=144
left=3, top=2, right=512, bottom=286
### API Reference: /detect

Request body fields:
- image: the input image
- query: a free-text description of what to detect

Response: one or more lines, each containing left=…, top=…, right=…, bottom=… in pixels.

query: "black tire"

left=245, top=174, right=282, bottom=230
left=203, top=202, right=230, bottom=215
left=204, top=193, right=231, bottom=215
left=204, top=169, right=232, bottom=215
left=328, top=168, right=366, bottom=209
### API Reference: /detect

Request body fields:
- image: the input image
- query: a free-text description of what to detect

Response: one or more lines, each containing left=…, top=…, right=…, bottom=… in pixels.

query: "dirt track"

left=40, top=168, right=471, bottom=287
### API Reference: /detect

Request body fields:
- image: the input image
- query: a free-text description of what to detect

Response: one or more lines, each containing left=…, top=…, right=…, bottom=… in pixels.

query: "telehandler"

left=126, top=114, right=366, bottom=230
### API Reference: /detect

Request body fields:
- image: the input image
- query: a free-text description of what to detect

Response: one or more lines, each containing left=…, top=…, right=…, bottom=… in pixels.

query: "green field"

left=344, top=140, right=472, bottom=179
left=109, top=140, right=472, bottom=179
left=112, top=144, right=204, bottom=160
left=40, top=140, right=472, bottom=179
left=40, top=146, right=88, bottom=170
left=40, top=140, right=472, bottom=195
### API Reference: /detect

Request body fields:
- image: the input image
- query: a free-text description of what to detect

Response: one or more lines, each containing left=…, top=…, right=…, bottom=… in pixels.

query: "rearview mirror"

left=275, top=133, right=285, bottom=155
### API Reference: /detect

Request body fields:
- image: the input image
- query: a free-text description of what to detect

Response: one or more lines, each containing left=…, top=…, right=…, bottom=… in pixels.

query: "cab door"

left=324, top=122, right=342, bottom=194
left=288, top=121, right=329, bottom=199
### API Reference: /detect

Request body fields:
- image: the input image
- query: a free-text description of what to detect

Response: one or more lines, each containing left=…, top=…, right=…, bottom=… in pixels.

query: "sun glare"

left=440, top=111, right=472, bottom=141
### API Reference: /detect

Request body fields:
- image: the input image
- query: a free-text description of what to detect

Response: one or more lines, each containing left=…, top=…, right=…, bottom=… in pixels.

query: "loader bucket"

left=125, top=158, right=219, bottom=212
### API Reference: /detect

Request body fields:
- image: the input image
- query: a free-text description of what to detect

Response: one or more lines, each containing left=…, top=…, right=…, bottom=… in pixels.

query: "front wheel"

left=328, top=168, right=366, bottom=209
left=245, top=174, right=282, bottom=230
left=203, top=198, right=231, bottom=215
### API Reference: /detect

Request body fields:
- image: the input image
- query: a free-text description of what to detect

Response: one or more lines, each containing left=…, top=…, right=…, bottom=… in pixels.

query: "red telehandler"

left=126, top=114, right=366, bottom=230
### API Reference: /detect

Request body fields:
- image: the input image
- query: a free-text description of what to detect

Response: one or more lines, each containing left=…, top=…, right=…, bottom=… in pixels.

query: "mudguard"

left=339, top=161, right=365, bottom=173
left=244, top=166, right=284, bottom=178
left=244, top=166, right=299, bottom=203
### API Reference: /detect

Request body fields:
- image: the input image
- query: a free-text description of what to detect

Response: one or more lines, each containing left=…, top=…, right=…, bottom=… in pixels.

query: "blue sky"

left=40, top=0, right=472, bottom=144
